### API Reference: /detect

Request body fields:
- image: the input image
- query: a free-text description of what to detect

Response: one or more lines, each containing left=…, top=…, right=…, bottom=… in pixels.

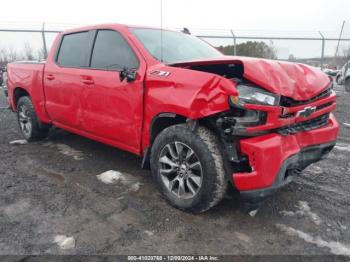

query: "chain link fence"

left=1, top=22, right=350, bottom=70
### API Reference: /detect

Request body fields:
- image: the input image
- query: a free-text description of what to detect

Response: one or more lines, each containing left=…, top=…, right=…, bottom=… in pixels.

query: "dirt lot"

left=0, top=85, right=349, bottom=256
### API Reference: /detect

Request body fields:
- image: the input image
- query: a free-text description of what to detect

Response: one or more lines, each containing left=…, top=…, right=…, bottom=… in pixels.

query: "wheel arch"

left=142, top=112, right=220, bottom=169
left=150, top=113, right=188, bottom=144
left=13, top=87, right=30, bottom=109
left=142, top=113, right=187, bottom=169
left=14, top=88, right=51, bottom=129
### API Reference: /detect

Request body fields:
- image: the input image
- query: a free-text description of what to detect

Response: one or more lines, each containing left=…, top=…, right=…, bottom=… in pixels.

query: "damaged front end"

left=173, top=57, right=339, bottom=199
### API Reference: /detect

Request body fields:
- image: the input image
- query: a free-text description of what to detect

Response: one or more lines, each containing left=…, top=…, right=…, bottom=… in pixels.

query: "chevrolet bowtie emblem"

left=297, top=106, right=317, bottom=118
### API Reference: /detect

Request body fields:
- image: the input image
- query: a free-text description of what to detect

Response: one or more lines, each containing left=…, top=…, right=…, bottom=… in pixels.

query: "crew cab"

left=6, top=24, right=339, bottom=213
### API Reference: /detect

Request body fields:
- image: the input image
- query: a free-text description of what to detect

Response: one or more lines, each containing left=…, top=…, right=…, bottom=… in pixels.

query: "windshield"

left=131, top=28, right=223, bottom=64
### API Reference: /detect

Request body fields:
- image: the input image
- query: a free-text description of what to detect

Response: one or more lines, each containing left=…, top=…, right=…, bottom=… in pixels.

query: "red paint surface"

left=172, top=56, right=331, bottom=101
left=233, top=114, right=339, bottom=191
left=244, top=90, right=336, bottom=133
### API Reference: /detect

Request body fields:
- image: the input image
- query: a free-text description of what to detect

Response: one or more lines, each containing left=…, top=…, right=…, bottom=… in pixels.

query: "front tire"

left=150, top=124, right=228, bottom=213
left=17, top=96, right=49, bottom=141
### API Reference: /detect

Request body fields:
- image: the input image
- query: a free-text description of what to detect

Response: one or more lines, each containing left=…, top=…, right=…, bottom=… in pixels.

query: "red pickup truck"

left=6, top=24, right=339, bottom=213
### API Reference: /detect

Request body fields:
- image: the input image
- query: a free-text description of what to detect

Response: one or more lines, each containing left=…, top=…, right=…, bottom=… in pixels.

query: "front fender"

left=142, top=65, right=238, bottom=150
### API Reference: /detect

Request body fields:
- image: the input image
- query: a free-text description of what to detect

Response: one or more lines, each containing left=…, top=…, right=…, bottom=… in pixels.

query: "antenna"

left=160, top=0, right=164, bottom=62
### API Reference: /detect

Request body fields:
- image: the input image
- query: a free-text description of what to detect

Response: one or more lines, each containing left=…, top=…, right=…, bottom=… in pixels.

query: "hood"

left=170, top=56, right=331, bottom=101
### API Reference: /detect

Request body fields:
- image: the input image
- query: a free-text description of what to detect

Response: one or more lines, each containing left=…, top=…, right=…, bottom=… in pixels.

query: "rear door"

left=44, top=31, right=93, bottom=128
left=80, top=29, right=145, bottom=152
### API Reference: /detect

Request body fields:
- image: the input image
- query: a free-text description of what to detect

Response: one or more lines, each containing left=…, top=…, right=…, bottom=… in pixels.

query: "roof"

left=61, top=23, right=175, bottom=34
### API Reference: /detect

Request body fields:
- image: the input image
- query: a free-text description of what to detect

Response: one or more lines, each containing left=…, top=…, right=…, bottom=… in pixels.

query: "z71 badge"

left=150, top=70, right=171, bottom=77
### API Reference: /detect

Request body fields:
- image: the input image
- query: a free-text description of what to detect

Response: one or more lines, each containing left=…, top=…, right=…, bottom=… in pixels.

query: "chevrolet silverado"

left=6, top=24, right=339, bottom=213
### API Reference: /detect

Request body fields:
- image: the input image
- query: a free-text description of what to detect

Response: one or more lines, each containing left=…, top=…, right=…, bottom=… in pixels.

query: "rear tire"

left=345, top=78, right=350, bottom=92
left=150, top=124, right=227, bottom=213
left=17, top=96, right=49, bottom=141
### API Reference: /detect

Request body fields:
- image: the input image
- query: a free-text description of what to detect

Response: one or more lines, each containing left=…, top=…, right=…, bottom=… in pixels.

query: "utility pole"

left=335, top=20, right=346, bottom=57
left=319, top=31, right=325, bottom=70
left=41, top=23, right=48, bottom=59
left=230, top=30, right=237, bottom=55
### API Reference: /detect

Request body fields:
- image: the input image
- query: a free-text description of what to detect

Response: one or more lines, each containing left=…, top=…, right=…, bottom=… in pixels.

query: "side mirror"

left=119, top=67, right=137, bottom=83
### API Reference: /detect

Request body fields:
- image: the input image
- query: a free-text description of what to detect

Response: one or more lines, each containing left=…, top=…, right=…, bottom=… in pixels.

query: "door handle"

left=46, top=74, right=55, bottom=81
left=81, top=79, right=94, bottom=85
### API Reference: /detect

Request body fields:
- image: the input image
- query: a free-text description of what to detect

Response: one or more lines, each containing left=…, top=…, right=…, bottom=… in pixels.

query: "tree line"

left=0, top=43, right=45, bottom=64
left=217, top=41, right=277, bottom=59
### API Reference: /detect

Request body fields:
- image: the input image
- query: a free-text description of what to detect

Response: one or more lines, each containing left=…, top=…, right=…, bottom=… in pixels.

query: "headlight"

left=231, top=84, right=280, bottom=106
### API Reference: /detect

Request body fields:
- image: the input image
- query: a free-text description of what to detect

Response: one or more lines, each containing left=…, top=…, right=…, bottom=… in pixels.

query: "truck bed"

left=7, top=61, right=49, bottom=122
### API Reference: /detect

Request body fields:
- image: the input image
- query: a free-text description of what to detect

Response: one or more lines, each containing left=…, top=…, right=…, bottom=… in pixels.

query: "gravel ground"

left=0, top=85, right=349, bottom=256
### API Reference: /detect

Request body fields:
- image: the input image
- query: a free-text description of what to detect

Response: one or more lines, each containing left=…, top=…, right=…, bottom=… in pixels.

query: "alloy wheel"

left=158, top=141, right=203, bottom=199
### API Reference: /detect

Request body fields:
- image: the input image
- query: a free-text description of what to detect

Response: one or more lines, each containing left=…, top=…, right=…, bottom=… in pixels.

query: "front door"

left=80, top=29, right=145, bottom=152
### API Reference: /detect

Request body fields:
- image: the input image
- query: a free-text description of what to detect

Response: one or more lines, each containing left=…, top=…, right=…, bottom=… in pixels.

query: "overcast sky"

left=0, top=0, right=349, bottom=59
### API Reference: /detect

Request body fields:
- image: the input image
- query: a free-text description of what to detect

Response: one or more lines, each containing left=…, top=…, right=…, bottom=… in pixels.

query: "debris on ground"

left=144, top=230, right=154, bottom=237
left=53, top=235, right=75, bottom=250
left=96, top=170, right=123, bottom=184
left=96, top=170, right=142, bottom=192
left=9, top=139, right=28, bottom=145
left=249, top=209, right=258, bottom=217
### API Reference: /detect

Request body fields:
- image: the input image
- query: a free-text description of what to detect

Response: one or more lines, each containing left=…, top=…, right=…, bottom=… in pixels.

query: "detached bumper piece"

left=233, top=114, right=338, bottom=200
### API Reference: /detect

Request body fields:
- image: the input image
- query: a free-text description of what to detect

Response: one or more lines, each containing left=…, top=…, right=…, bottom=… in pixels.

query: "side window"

left=57, top=32, right=89, bottom=67
left=90, top=30, right=139, bottom=70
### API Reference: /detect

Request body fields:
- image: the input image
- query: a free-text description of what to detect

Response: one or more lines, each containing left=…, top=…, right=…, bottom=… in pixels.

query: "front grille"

left=280, top=88, right=332, bottom=107
left=277, top=113, right=329, bottom=135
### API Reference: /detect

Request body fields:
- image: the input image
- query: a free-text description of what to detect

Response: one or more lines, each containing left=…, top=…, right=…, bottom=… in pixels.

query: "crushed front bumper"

left=232, top=113, right=339, bottom=200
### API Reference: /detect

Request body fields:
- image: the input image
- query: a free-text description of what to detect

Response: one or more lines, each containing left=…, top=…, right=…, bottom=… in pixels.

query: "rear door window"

left=90, top=30, right=139, bottom=70
left=57, top=31, right=89, bottom=67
